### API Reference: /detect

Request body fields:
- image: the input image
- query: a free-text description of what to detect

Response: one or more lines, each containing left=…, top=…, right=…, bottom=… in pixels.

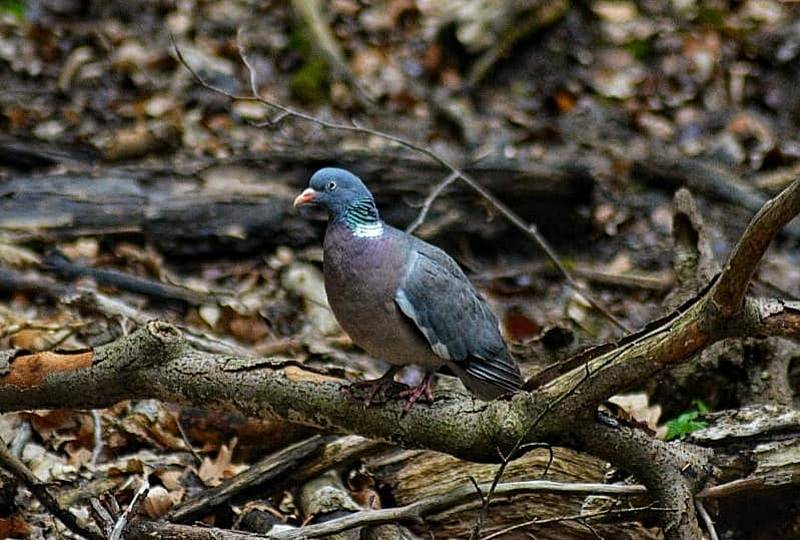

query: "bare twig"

left=266, top=479, right=646, bottom=540
left=173, top=411, right=203, bottom=465
left=0, top=436, right=103, bottom=540
left=695, top=477, right=764, bottom=499
left=91, top=409, right=104, bottom=466
left=173, top=33, right=631, bottom=334
left=473, top=262, right=672, bottom=292
left=694, top=499, right=719, bottom=540
left=405, top=171, right=459, bottom=234
left=481, top=504, right=673, bottom=540
left=112, top=474, right=150, bottom=540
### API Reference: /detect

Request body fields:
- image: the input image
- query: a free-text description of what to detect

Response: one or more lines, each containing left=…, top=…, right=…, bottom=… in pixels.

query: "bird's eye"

left=327, top=181, right=337, bottom=191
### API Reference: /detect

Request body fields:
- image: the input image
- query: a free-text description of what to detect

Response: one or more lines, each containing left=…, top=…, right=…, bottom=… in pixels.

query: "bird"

left=293, top=167, right=522, bottom=410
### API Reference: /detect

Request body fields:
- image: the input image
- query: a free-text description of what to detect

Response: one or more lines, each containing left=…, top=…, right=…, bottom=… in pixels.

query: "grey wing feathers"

left=394, top=245, right=522, bottom=399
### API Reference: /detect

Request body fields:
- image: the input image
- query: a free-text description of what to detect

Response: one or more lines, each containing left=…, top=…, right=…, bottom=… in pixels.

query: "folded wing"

left=394, top=245, right=522, bottom=399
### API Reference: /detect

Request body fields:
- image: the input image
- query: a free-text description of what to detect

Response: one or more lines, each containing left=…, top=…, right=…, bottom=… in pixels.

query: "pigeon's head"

left=293, top=167, right=375, bottom=218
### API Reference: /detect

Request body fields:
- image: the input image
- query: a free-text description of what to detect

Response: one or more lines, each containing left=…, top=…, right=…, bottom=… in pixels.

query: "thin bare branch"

left=112, top=475, right=150, bottom=540
left=176, top=35, right=631, bottom=333
left=405, top=171, right=459, bottom=234
left=695, top=499, right=719, bottom=540
left=254, top=479, right=646, bottom=540
left=481, top=504, right=673, bottom=540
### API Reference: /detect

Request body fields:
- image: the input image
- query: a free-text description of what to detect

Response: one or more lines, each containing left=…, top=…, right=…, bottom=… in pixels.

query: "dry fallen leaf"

left=503, top=307, right=541, bottom=342
left=0, top=515, right=32, bottom=539
left=198, top=438, right=248, bottom=487
left=155, top=469, right=186, bottom=491
left=608, top=393, right=663, bottom=432
left=143, top=485, right=177, bottom=519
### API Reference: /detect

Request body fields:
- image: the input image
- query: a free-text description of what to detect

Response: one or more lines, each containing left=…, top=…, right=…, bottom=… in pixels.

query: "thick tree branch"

left=711, top=178, right=800, bottom=317
left=571, top=414, right=712, bottom=540
left=743, top=297, right=800, bottom=339
left=0, top=176, right=798, bottom=539
left=0, top=284, right=797, bottom=464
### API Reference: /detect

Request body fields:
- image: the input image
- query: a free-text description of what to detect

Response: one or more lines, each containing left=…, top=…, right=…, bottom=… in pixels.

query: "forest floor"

left=0, top=1, right=799, bottom=538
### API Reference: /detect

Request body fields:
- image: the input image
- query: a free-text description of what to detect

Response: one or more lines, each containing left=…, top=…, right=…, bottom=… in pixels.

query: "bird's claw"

left=398, top=373, right=436, bottom=413
left=347, top=367, right=402, bottom=405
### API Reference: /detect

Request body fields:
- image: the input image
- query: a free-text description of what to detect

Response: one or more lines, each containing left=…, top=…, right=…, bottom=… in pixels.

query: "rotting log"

left=367, top=447, right=659, bottom=540
left=0, top=147, right=597, bottom=256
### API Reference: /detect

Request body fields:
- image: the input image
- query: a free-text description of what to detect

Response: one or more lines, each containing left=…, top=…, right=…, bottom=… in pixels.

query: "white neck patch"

left=352, top=221, right=384, bottom=238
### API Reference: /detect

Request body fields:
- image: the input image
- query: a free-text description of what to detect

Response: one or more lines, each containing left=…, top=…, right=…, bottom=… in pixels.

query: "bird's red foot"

left=348, top=366, right=401, bottom=405
left=398, top=372, right=436, bottom=413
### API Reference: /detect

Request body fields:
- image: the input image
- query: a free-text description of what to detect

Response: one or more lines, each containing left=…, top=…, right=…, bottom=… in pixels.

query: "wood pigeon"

left=294, top=168, right=522, bottom=409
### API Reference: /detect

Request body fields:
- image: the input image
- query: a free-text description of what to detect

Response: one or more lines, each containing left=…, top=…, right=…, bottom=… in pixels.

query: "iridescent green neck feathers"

left=344, top=198, right=383, bottom=238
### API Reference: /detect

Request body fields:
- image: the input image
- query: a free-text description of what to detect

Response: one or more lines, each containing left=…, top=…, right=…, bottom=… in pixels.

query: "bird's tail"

left=450, top=352, right=522, bottom=400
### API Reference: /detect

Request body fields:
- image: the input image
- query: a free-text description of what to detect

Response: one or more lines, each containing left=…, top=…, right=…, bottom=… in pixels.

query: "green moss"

left=624, top=39, right=651, bottom=61
left=291, top=56, right=329, bottom=103
left=0, top=0, right=25, bottom=19
left=288, top=25, right=330, bottom=103
left=695, top=7, right=725, bottom=28
left=288, top=26, right=312, bottom=54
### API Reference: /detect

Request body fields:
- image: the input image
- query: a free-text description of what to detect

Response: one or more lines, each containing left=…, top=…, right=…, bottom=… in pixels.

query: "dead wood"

left=367, top=447, right=656, bottom=539
left=0, top=149, right=595, bottom=257
left=1, top=151, right=798, bottom=540
left=166, top=435, right=328, bottom=523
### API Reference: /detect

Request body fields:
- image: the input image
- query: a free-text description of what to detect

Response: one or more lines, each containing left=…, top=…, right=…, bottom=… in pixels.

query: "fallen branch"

left=166, top=435, right=327, bottom=523
left=1, top=160, right=798, bottom=540
left=134, top=479, right=647, bottom=540
left=266, top=479, right=647, bottom=540
left=575, top=413, right=711, bottom=540
left=41, top=250, right=208, bottom=306
left=0, top=266, right=252, bottom=356
left=481, top=504, right=673, bottom=540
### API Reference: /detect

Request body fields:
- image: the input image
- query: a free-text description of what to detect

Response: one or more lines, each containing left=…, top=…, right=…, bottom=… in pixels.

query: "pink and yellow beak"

left=293, top=188, right=318, bottom=210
